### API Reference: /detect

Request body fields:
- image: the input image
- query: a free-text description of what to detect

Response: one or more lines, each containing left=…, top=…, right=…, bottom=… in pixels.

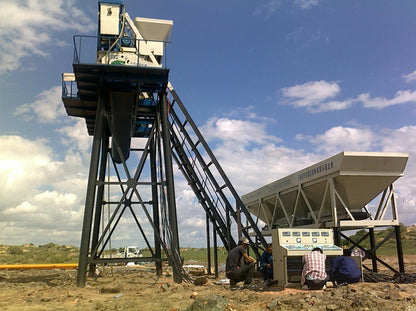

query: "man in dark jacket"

left=330, top=249, right=362, bottom=287
left=259, top=244, right=273, bottom=283
left=225, top=238, right=255, bottom=288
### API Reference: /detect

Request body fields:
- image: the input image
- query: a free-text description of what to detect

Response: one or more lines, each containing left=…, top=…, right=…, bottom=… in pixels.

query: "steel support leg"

left=160, top=94, right=181, bottom=283
left=213, top=223, right=218, bottom=278
left=369, top=228, right=378, bottom=272
left=206, top=214, right=212, bottom=275
left=150, top=135, right=162, bottom=276
left=77, top=99, right=105, bottom=287
left=395, top=225, right=405, bottom=273
left=89, top=133, right=109, bottom=276
left=226, top=209, right=231, bottom=252
left=333, top=227, right=341, bottom=246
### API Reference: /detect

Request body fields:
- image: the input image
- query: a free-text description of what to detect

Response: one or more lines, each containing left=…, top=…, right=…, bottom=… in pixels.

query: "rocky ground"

left=0, top=256, right=416, bottom=310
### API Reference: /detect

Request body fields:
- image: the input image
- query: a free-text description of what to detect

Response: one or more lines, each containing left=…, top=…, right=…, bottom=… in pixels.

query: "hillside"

left=1, top=225, right=415, bottom=265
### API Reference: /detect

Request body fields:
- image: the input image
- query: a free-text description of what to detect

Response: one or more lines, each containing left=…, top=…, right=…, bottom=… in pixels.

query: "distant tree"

left=8, top=246, right=23, bottom=255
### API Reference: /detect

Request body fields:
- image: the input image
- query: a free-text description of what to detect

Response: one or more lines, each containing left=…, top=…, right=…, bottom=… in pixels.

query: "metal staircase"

left=167, top=83, right=267, bottom=259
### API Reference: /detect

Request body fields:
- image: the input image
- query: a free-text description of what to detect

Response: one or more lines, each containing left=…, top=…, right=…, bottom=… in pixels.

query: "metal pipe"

left=0, top=264, right=78, bottom=270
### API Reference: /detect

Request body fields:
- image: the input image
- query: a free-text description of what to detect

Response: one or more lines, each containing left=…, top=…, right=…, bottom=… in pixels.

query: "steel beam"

left=77, top=95, right=105, bottom=287
left=160, top=93, right=181, bottom=283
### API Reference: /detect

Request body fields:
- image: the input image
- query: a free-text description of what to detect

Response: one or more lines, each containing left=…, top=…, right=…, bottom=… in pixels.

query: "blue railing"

left=72, top=35, right=170, bottom=68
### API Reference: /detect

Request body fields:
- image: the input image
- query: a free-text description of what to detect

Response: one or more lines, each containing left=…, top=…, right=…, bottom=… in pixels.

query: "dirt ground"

left=0, top=255, right=416, bottom=311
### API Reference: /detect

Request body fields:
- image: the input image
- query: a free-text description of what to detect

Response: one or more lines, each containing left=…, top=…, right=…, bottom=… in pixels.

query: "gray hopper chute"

left=241, top=151, right=409, bottom=228
left=110, top=92, right=136, bottom=163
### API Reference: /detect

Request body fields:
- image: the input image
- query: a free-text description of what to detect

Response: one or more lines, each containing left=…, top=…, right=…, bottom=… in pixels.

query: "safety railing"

left=61, top=73, right=77, bottom=99
left=72, top=35, right=170, bottom=68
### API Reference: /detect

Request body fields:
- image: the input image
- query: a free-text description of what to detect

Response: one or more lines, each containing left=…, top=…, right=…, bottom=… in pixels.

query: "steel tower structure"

left=62, top=1, right=267, bottom=287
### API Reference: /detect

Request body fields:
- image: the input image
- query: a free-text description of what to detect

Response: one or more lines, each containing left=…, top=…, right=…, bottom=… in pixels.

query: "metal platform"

left=62, top=63, right=169, bottom=137
left=242, top=151, right=408, bottom=231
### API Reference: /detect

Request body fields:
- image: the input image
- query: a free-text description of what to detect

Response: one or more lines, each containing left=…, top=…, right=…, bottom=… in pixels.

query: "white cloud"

left=281, top=79, right=416, bottom=112
left=2, top=201, right=39, bottom=215
left=307, top=126, right=376, bottom=154
left=13, top=85, right=92, bottom=162
left=201, top=117, right=281, bottom=147
left=303, top=125, right=416, bottom=226
left=254, top=0, right=319, bottom=17
left=202, top=119, right=416, bottom=229
left=200, top=118, right=319, bottom=193
left=1, top=117, right=416, bottom=246
left=0, top=0, right=95, bottom=74
left=321, top=100, right=354, bottom=112
left=357, top=90, right=416, bottom=109
left=0, top=135, right=54, bottom=204
left=294, top=0, right=320, bottom=9
left=0, top=135, right=87, bottom=245
left=282, top=81, right=340, bottom=104
left=379, top=125, right=416, bottom=226
left=14, top=86, right=67, bottom=124
left=280, top=80, right=354, bottom=112
left=57, top=119, right=92, bottom=154
left=253, top=1, right=281, bottom=19
left=403, top=70, right=416, bottom=83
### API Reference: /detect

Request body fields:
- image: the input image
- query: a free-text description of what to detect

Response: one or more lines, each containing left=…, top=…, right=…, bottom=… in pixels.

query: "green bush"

left=7, top=246, right=24, bottom=255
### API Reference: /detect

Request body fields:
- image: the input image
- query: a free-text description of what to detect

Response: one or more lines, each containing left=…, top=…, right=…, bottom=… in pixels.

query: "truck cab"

left=118, top=246, right=143, bottom=258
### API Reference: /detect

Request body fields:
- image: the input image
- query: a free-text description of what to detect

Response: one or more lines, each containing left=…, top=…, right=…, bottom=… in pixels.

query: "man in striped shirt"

left=301, top=247, right=327, bottom=290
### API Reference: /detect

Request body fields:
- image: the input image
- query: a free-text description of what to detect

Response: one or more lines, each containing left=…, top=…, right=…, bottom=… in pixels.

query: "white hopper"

left=241, top=152, right=408, bottom=229
left=134, top=17, right=173, bottom=42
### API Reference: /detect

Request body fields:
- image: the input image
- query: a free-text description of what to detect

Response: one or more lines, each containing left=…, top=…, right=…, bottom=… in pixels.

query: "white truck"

left=117, top=246, right=143, bottom=259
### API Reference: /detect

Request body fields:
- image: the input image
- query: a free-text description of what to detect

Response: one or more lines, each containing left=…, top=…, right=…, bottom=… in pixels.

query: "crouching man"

left=330, top=249, right=362, bottom=287
left=225, top=238, right=255, bottom=289
left=259, top=243, right=273, bottom=284
left=301, top=247, right=327, bottom=290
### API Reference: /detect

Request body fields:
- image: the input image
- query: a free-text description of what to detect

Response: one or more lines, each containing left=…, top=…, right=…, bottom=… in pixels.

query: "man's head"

left=240, top=238, right=250, bottom=248
left=343, top=248, right=352, bottom=256
left=266, top=244, right=272, bottom=253
left=312, top=247, right=323, bottom=253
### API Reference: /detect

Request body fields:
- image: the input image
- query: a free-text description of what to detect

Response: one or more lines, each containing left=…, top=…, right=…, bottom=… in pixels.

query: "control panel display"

left=275, top=228, right=342, bottom=253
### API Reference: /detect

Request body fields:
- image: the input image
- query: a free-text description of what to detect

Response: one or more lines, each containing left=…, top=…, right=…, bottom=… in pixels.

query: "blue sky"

left=1, top=0, right=415, bottom=248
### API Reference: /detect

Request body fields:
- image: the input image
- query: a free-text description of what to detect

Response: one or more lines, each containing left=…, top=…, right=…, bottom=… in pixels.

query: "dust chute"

left=110, top=91, right=136, bottom=163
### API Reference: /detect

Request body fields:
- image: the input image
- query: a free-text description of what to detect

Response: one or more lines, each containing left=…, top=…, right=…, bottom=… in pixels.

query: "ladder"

left=167, top=83, right=267, bottom=258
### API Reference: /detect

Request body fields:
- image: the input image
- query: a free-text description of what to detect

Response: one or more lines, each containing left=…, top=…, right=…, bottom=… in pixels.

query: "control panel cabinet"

left=272, top=228, right=343, bottom=287
left=99, top=3, right=121, bottom=35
